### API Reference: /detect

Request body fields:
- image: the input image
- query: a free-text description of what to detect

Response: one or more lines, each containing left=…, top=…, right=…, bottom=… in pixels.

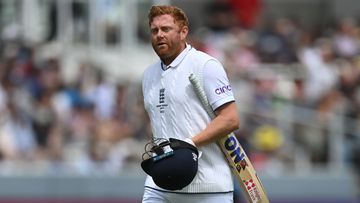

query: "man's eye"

left=162, top=27, right=172, bottom=32
left=151, top=29, right=158, bottom=34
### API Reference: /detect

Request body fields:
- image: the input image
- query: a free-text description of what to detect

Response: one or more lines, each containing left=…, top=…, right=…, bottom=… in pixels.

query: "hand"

left=184, top=138, right=202, bottom=159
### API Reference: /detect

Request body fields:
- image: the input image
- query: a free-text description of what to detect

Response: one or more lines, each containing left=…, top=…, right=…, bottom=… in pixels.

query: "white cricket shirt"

left=142, top=44, right=235, bottom=193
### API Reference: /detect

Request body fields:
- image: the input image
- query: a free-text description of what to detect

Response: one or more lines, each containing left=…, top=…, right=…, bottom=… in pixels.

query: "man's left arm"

left=192, top=101, right=239, bottom=147
left=191, top=59, right=240, bottom=147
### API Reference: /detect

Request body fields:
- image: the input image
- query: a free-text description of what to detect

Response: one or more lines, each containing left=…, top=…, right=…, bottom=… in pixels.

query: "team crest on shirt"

left=156, top=88, right=168, bottom=113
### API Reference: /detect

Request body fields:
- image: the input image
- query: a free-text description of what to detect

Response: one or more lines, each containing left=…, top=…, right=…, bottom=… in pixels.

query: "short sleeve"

left=203, top=59, right=235, bottom=111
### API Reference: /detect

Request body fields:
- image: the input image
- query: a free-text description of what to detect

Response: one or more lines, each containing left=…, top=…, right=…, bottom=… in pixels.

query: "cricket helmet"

left=141, top=138, right=199, bottom=190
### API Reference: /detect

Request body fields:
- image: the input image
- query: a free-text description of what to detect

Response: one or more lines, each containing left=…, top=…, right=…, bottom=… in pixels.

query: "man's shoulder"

left=188, top=47, right=218, bottom=63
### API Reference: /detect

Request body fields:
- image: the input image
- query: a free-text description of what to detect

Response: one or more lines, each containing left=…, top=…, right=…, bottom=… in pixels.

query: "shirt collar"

left=161, top=44, right=192, bottom=71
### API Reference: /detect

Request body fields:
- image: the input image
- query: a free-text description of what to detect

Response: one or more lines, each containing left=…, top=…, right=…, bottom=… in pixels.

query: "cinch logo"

left=224, top=136, right=246, bottom=172
left=215, top=85, right=232, bottom=95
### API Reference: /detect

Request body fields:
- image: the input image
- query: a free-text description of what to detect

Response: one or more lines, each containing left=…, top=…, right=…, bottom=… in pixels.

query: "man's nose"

left=156, top=30, right=165, bottom=38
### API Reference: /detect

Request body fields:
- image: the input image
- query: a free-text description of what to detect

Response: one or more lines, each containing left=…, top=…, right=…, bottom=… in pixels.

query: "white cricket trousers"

left=142, top=187, right=233, bottom=203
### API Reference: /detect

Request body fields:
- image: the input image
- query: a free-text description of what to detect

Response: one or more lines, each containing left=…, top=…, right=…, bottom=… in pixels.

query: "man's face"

left=150, top=14, right=188, bottom=65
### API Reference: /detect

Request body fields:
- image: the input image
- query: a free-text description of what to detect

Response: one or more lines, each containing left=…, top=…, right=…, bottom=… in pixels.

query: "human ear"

left=180, top=26, right=189, bottom=41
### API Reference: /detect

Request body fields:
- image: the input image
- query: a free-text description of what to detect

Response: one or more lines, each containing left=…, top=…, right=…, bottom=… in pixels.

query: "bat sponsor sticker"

left=224, top=136, right=246, bottom=172
left=244, top=179, right=262, bottom=202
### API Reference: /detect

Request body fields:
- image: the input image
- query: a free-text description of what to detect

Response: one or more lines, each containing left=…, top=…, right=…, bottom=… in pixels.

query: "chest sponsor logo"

left=156, top=88, right=168, bottom=113
left=215, top=85, right=232, bottom=95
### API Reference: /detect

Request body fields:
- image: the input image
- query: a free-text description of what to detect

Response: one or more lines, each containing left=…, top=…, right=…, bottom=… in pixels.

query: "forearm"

left=192, top=102, right=240, bottom=147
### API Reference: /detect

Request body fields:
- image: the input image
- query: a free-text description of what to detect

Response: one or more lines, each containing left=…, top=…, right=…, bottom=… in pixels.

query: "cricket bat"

left=189, top=73, right=269, bottom=203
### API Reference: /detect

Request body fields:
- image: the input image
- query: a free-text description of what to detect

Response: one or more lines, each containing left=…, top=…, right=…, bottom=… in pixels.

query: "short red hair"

left=148, top=5, right=189, bottom=29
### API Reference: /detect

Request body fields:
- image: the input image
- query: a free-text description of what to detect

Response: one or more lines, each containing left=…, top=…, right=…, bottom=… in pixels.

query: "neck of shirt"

left=161, top=44, right=192, bottom=71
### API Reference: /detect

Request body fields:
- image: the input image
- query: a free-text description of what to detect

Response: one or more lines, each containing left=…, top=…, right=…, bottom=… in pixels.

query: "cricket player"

left=141, top=5, right=240, bottom=203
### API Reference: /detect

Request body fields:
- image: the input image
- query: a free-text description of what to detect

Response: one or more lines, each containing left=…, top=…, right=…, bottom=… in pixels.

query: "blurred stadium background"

left=0, top=0, right=359, bottom=202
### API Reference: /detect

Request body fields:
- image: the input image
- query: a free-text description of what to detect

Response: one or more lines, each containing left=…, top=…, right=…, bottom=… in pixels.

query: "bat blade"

left=189, top=74, right=269, bottom=203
